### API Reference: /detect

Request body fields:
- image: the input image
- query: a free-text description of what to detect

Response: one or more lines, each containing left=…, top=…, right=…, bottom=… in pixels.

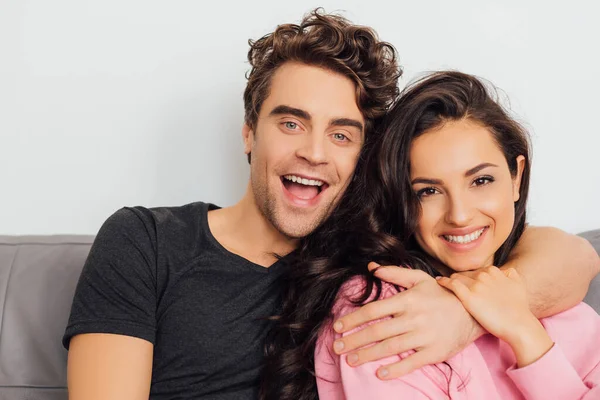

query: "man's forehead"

left=263, top=62, right=364, bottom=123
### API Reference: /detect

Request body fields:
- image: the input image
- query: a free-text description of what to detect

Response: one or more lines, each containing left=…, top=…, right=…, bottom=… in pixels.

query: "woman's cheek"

left=416, top=200, right=444, bottom=251
left=478, top=185, right=516, bottom=238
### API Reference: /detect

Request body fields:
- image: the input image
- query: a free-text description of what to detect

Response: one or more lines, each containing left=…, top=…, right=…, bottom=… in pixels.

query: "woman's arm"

left=438, top=269, right=600, bottom=400
left=502, top=226, right=600, bottom=318
left=505, top=343, right=600, bottom=400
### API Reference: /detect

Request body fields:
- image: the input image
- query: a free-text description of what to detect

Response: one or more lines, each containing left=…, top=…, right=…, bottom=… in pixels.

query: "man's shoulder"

left=95, top=201, right=217, bottom=261
left=104, top=201, right=211, bottom=236
left=120, top=201, right=211, bottom=227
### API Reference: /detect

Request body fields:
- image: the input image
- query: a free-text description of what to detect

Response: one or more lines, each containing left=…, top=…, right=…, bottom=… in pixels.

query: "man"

left=63, top=9, right=599, bottom=400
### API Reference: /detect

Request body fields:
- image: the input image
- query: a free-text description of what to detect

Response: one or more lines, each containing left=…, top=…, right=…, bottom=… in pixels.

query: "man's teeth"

left=443, top=228, right=485, bottom=244
left=283, top=175, right=324, bottom=187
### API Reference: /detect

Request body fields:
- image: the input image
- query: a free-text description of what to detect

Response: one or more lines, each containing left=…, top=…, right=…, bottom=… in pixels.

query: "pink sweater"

left=315, top=278, right=600, bottom=399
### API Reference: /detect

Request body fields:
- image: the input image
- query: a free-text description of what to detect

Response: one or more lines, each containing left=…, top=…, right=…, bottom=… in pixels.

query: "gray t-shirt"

left=63, top=202, right=287, bottom=399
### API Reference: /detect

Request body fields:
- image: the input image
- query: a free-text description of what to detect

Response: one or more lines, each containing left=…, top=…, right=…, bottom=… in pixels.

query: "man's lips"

left=280, top=176, right=329, bottom=207
left=281, top=173, right=329, bottom=187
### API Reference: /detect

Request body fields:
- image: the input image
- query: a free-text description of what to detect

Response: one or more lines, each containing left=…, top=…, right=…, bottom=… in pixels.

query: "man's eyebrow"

left=268, top=105, right=311, bottom=120
left=465, top=162, right=498, bottom=177
left=330, top=118, right=364, bottom=133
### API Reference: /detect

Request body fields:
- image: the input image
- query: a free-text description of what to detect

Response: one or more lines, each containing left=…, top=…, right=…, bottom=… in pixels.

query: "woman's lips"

left=440, top=226, right=489, bottom=252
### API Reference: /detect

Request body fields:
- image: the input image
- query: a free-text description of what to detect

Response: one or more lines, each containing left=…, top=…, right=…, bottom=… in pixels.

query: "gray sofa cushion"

left=580, top=229, right=600, bottom=312
left=0, top=232, right=598, bottom=400
left=0, top=236, right=93, bottom=400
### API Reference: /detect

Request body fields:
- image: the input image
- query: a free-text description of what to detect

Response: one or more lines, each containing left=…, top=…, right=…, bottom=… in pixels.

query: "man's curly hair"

left=243, top=8, right=401, bottom=162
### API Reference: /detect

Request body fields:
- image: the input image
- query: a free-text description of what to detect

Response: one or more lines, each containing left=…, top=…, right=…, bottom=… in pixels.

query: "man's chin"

left=277, top=222, right=319, bottom=240
left=271, top=213, right=324, bottom=240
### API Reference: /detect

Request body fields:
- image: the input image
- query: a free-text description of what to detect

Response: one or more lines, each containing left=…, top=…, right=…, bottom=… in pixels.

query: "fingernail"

left=334, top=340, right=344, bottom=352
left=333, top=321, right=343, bottom=332
left=378, top=368, right=389, bottom=378
left=369, top=262, right=381, bottom=272
left=435, top=276, right=442, bottom=280
left=348, top=353, right=359, bottom=364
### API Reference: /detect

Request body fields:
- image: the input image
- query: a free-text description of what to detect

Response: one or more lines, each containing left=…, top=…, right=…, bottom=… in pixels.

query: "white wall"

left=1, top=0, right=599, bottom=235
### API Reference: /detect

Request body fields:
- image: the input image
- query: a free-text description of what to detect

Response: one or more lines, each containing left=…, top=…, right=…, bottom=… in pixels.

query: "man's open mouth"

left=281, top=174, right=328, bottom=201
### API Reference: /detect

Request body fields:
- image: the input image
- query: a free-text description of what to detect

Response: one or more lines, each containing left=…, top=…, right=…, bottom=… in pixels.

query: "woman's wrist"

left=505, top=315, right=554, bottom=368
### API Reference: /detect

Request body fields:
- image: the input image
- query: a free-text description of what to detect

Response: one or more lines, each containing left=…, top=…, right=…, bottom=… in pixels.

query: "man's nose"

left=296, top=132, right=328, bottom=165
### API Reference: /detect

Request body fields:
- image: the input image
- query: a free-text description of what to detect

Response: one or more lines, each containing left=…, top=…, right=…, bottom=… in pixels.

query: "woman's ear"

left=513, top=155, right=526, bottom=202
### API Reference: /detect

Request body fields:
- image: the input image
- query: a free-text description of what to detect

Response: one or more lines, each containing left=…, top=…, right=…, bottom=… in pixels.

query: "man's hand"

left=332, top=263, right=483, bottom=379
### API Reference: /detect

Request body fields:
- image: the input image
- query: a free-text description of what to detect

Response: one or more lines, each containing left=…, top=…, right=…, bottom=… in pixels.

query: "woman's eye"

left=284, top=121, right=298, bottom=130
left=473, top=176, right=495, bottom=187
left=417, top=187, right=438, bottom=198
left=333, top=133, right=348, bottom=142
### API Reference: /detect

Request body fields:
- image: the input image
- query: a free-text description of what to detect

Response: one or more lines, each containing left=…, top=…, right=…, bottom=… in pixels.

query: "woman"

left=261, top=71, right=600, bottom=399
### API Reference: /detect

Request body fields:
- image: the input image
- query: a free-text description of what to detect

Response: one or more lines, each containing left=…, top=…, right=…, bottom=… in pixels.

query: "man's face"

left=243, top=62, right=365, bottom=239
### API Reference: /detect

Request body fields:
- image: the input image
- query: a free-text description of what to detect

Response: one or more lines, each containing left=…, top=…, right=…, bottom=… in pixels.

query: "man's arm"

left=503, top=226, right=600, bottom=318
left=329, top=226, right=599, bottom=379
left=63, top=208, right=159, bottom=397
left=68, top=334, right=153, bottom=400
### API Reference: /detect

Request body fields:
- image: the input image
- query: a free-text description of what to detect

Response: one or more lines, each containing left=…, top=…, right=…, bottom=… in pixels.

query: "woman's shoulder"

left=541, top=302, right=600, bottom=330
left=334, top=276, right=400, bottom=317
left=541, top=302, right=600, bottom=374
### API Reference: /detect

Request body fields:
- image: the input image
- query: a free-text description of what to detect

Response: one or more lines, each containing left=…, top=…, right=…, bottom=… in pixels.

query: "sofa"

left=1, top=231, right=599, bottom=400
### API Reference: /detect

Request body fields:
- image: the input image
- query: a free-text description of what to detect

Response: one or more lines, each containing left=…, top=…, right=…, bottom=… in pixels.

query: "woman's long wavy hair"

left=259, top=71, right=532, bottom=400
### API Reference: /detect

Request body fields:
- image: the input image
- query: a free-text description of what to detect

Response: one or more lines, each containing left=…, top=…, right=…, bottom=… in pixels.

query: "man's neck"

left=207, top=187, right=298, bottom=268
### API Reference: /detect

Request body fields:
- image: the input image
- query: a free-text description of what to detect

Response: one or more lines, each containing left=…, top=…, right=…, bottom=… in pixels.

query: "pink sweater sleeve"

left=314, top=278, right=458, bottom=400
left=504, top=303, right=600, bottom=400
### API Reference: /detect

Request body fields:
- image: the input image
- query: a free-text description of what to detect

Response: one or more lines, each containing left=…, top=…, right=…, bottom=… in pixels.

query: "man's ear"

left=513, top=155, right=526, bottom=202
left=242, top=123, right=254, bottom=155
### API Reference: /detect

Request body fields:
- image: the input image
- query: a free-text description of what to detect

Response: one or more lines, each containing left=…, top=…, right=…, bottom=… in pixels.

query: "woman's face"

left=409, top=119, right=525, bottom=272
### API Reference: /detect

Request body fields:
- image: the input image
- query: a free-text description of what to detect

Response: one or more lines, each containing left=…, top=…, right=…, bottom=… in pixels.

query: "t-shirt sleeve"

left=62, top=207, right=158, bottom=349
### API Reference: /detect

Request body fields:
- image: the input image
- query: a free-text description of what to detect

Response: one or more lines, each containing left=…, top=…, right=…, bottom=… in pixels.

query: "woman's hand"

left=437, top=266, right=554, bottom=367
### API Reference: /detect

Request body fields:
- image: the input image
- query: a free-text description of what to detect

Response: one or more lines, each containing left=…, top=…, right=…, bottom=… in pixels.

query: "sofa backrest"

left=581, top=230, right=600, bottom=311
left=0, top=236, right=93, bottom=400
left=0, top=232, right=599, bottom=400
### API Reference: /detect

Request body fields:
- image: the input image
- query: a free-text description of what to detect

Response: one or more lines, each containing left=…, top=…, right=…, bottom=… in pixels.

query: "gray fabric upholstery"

left=580, top=229, right=600, bottom=312
left=0, top=236, right=93, bottom=400
left=0, top=231, right=598, bottom=400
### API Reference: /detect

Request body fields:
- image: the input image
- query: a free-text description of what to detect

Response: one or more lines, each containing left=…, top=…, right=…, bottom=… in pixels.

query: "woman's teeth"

left=443, top=228, right=485, bottom=244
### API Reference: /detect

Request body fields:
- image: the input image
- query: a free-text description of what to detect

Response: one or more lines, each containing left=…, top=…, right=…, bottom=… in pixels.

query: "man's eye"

left=333, top=133, right=348, bottom=142
left=284, top=121, right=298, bottom=130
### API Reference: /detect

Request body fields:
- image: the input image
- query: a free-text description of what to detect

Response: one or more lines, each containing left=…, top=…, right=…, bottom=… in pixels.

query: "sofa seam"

left=0, top=245, right=19, bottom=348
left=0, top=385, right=67, bottom=389
left=0, top=242, right=93, bottom=246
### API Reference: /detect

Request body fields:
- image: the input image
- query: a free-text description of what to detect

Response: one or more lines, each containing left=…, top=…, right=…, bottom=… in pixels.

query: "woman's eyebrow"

left=464, top=162, right=498, bottom=177
left=411, top=177, right=443, bottom=185
left=411, top=162, right=499, bottom=185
